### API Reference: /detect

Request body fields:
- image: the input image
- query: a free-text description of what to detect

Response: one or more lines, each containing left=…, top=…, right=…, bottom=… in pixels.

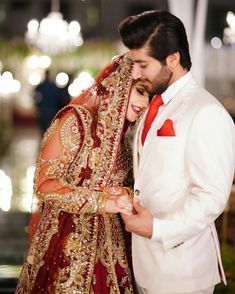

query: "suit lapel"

left=134, top=77, right=199, bottom=180
left=136, top=97, right=185, bottom=178
left=133, top=110, right=147, bottom=177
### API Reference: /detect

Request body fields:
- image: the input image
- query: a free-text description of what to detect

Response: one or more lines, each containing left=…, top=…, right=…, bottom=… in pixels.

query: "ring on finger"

left=124, top=204, right=133, bottom=211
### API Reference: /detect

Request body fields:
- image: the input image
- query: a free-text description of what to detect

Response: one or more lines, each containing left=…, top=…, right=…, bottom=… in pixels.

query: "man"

left=118, top=10, right=235, bottom=294
left=33, top=70, right=65, bottom=136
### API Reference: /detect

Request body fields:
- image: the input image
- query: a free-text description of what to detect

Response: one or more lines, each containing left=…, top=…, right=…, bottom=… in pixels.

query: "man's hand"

left=121, top=199, right=153, bottom=238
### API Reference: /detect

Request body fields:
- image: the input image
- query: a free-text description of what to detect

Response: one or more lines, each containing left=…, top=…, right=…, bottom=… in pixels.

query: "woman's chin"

left=126, top=116, right=136, bottom=123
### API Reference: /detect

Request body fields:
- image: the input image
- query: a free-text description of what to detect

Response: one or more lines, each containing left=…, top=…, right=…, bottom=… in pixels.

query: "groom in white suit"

left=118, top=10, right=235, bottom=294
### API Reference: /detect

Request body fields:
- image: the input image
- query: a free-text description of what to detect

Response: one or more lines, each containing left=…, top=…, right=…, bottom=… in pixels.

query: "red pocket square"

left=157, top=119, right=175, bottom=136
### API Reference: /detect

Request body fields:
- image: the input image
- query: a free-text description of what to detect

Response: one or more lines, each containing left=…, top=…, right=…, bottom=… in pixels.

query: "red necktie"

left=141, top=95, right=163, bottom=145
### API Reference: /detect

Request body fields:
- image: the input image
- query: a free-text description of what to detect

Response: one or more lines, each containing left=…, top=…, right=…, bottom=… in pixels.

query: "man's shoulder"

left=184, top=85, right=222, bottom=109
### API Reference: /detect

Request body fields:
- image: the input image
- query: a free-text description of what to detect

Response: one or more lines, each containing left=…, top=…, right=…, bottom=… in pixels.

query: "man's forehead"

left=129, top=49, right=155, bottom=64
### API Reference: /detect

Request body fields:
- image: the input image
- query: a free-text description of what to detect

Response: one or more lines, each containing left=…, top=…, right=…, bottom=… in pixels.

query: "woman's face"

left=126, top=81, right=149, bottom=122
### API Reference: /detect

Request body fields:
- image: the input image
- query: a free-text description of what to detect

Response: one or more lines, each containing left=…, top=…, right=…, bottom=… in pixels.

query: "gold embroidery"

left=16, top=202, right=61, bottom=293
left=56, top=214, right=98, bottom=293
left=95, top=213, right=133, bottom=293
left=89, top=147, right=101, bottom=169
left=89, top=55, right=133, bottom=189
left=60, top=114, right=82, bottom=153
left=65, top=106, right=94, bottom=187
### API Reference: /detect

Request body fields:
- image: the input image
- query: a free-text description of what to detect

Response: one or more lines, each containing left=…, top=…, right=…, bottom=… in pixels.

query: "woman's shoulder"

left=54, top=104, right=93, bottom=127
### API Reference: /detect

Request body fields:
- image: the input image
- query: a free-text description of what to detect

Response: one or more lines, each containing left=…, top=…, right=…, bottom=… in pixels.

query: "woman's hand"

left=96, top=187, right=134, bottom=215
left=105, top=194, right=133, bottom=215
left=99, top=186, right=126, bottom=195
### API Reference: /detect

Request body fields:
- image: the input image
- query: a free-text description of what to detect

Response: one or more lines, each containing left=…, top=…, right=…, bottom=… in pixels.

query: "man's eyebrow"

left=133, top=59, right=147, bottom=63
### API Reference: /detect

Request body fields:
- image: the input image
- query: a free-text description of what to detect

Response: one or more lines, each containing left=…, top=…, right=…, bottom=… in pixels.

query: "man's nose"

left=132, top=66, right=141, bottom=80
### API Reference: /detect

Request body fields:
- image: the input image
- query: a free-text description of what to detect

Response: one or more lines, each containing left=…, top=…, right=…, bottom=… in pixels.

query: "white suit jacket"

left=132, top=76, right=235, bottom=293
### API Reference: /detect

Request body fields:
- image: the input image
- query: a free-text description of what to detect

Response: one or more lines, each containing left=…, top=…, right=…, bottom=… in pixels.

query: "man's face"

left=129, top=45, right=173, bottom=96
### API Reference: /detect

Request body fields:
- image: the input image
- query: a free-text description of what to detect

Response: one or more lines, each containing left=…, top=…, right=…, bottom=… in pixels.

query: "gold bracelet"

left=97, top=191, right=109, bottom=214
left=123, top=187, right=134, bottom=199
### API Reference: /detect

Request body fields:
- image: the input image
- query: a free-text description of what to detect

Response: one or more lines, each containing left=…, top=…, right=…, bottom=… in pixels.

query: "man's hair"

left=118, top=10, right=192, bottom=70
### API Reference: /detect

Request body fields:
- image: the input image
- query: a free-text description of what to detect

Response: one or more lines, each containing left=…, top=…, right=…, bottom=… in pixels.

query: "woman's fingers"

left=116, top=196, right=134, bottom=215
left=95, top=186, right=127, bottom=196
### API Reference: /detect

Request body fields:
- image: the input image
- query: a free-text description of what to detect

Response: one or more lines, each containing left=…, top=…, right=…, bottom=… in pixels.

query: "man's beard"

left=147, top=65, right=173, bottom=97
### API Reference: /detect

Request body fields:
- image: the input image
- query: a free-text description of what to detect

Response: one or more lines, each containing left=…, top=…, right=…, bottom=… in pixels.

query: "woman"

left=16, top=53, right=149, bottom=293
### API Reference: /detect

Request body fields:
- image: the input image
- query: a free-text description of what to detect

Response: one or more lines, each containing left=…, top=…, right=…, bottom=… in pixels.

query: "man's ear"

left=166, top=52, right=180, bottom=70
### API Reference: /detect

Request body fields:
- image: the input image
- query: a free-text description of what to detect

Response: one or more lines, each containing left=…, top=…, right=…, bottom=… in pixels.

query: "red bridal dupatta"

left=16, top=54, right=135, bottom=293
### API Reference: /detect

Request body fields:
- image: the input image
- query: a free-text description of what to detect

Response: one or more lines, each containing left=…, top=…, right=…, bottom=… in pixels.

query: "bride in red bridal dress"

left=16, top=53, right=149, bottom=294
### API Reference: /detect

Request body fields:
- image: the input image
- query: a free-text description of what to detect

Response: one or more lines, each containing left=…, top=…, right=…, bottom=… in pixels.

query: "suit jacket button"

left=134, top=189, right=140, bottom=196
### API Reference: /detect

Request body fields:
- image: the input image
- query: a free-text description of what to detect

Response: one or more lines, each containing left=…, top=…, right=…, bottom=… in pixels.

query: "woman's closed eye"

left=136, top=85, right=147, bottom=96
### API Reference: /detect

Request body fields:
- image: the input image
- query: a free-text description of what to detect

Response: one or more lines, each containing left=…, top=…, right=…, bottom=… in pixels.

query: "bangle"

left=123, top=187, right=134, bottom=199
left=97, top=191, right=109, bottom=214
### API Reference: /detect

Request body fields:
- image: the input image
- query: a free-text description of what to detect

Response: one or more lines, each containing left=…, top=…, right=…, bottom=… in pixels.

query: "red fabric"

left=157, top=119, right=175, bottom=136
left=142, top=95, right=163, bottom=144
left=30, top=211, right=74, bottom=293
left=28, top=211, right=41, bottom=244
left=92, top=261, right=132, bottom=293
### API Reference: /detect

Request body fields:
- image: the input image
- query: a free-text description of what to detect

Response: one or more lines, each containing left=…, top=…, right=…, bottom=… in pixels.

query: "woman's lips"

left=131, top=104, right=143, bottom=114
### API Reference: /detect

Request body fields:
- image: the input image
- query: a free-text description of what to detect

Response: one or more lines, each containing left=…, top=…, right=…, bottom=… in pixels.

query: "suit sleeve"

left=34, top=109, right=104, bottom=214
left=153, top=104, right=235, bottom=250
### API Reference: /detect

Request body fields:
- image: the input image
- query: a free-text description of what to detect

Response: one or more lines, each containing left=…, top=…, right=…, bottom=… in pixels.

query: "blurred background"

left=0, top=0, right=235, bottom=293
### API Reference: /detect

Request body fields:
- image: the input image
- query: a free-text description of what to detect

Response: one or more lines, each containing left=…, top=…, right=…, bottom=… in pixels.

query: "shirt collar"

left=161, top=71, right=193, bottom=105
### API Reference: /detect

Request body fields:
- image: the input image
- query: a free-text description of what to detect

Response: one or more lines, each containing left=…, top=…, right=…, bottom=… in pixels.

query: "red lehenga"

left=16, top=54, right=136, bottom=294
